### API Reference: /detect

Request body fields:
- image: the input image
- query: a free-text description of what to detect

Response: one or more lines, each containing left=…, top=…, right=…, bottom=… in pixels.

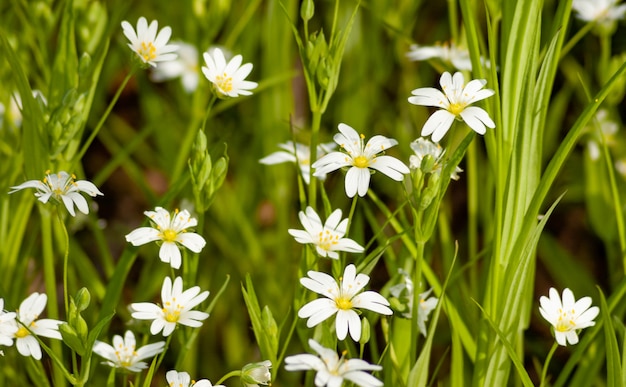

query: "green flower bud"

left=301, top=0, right=314, bottom=22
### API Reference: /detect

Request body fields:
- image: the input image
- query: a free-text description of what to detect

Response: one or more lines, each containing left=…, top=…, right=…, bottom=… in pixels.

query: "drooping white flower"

left=125, top=207, right=206, bottom=269
left=241, top=360, right=272, bottom=387
left=410, top=138, right=462, bottom=180
left=538, top=287, right=599, bottom=346
left=201, top=48, right=258, bottom=97
left=407, top=42, right=491, bottom=71
left=572, top=0, right=626, bottom=26
left=408, top=71, right=495, bottom=142
left=93, top=330, right=165, bottom=372
left=121, top=16, right=178, bottom=67
left=131, top=276, right=210, bottom=337
left=416, top=289, right=438, bottom=337
left=9, top=171, right=103, bottom=216
left=0, top=298, right=18, bottom=347
left=8, top=293, right=62, bottom=360
left=298, top=264, right=392, bottom=341
left=259, top=141, right=336, bottom=184
left=166, top=370, right=220, bottom=387
left=285, top=339, right=383, bottom=387
left=312, top=123, right=410, bottom=197
left=151, top=41, right=200, bottom=92
left=288, top=206, right=364, bottom=259
left=586, top=109, right=619, bottom=161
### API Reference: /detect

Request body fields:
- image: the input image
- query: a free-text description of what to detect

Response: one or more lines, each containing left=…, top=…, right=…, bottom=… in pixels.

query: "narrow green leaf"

left=599, top=287, right=622, bottom=387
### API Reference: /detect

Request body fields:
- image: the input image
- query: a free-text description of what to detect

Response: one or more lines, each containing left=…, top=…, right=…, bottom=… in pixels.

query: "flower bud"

left=241, top=360, right=272, bottom=386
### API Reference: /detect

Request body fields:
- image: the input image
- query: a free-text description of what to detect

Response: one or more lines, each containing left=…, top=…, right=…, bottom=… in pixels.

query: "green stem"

left=57, top=212, right=70, bottom=316
left=410, top=238, right=425, bottom=365
left=72, top=70, right=135, bottom=170
left=559, top=21, right=595, bottom=60
left=539, top=342, right=558, bottom=387
left=40, top=207, right=58, bottom=321
left=308, top=109, right=322, bottom=208
left=215, top=370, right=242, bottom=386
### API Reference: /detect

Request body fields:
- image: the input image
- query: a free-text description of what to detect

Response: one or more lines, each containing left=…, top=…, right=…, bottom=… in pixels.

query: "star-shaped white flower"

left=288, top=206, right=364, bottom=259
left=312, top=123, right=410, bottom=198
left=9, top=171, right=103, bottom=216
left=298, top=264, right=392, bottom=341
left=121, top=17, right=178, bottom=67
left=125, top=207, right=206, bottom=269
left=259, top=141, right=336, bottom=184
left=408, top=71, right=495, bottom=142
left=0, top=298, right=18, bottom=347
left=131, top=276, right=210, bottom=337
left=572, top=0, right=626, bottom=25
left=201, top=48, right=258, bottom=97
left=538, top=287, right=599, bottom=346
left=7, top=293, right=63, bottom=360
left=151, top=41, right=200, bottom=92
left=166, top=370, right=220, bottom=387
left=410, top=138, right=462, bottom=180
left=285, top=339, right=383, bottom=387
left=93, top=330, right=165, bottom=372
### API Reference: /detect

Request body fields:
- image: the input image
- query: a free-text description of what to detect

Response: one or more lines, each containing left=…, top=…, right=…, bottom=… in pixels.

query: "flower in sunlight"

left=285, top=339, right=383, bottom=387
left=0, top=298, right=18, bottom=347
left=151, top=41, right=200, bottom=92
left=539, top=287, right=599, bottom=346
left=298, top=264, right=392, bottom=341
left=166, top=370, right=221, bottom=387
left=407, top=42, right=491, bottom=71
left=7, top=293, right=63, bottom=360
left=131, top=276, right=210, bottom=337
left=410, top=137, right=462, bottom=180
left=9, top=171, right=103, bottom=217
left=288, top=206, right=364, bottom=259
left=312, top=123, right=410, bottom=197
left=121, top=16, right=178, bottom=67
left=241, top=360, right=272, bottom=387
left=201, top=47, right=258, bottom=97
left=93, top=330, right=165, bottom=372
left=572, top=0, right=626, bottom=27
left=408, top=71, right=495, bottom=142
left=125, top=206, right=206, bottom=269
left=259, top=141, right=336, bottom=184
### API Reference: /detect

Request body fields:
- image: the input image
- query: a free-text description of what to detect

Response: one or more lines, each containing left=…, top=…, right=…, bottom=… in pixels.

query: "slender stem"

left=72, top=70, right=135, bottom=170
left=215, top=370, right=242, bottom=386
left=560, top=21, right=594, bottom=60
left=539, top=342, right=558, bottom=387
left=308, top=110, right=322, bottom=208
left=410, top=239, right=425, bottom=365
left=40, top=207, right=58, bottom=321
left=57, top=211, right=70, bottom=316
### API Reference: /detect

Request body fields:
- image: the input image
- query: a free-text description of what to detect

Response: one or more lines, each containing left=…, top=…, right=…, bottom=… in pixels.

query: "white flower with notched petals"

left=151, top=41, right=200, bottom=92
left=410, top=138, right=462, bottom=180
left=8, top=293, right=62, bottom=360
left=125, top=207, right=206, bottom=269
left=93, top=330, right=165, bottom=372
left=285, top=339, right=383, bottom=387
left=312, top=123, right=410, bottom=197
left=260, top=141, right=336, bottom=184
left=121, top=17, right=178, bottom=67
left=572, top=0, right=626, bottom=26
left=201, top=48, right=258, bottom=97
left=10, top=171, right=103, bottom=216
left=298, top=264, right=392, bottom=341
left=166, top=370, right=220, bottom=387
left=131, top=276, right=210, bottom=337
left=539, top=287, right=599, bottom=346
left=0, top=298, right=18, bottom=347
left=288, top=206, right=364, bottom=259
left=408, top=71, right=495, bottom=142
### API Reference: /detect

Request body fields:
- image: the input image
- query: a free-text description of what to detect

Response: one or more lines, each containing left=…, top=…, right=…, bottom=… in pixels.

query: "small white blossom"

left=407, top=42, right=491, bottom=71
left=151, top=41, right=200, bottom=92
left=539, top=287, right=599, bottom=346
left=10, top=171, right=103, bottom=216
left=8, top=293, right=62, bottom=360
left=125, top=207, right=206, bottom=269
left=312, top=123, right=410, bottom=197
left=298, top=264, right=392, bottom=341
left=0, top=298, right=18, bottom=347
left=121, top=16, right=178, bottom=67
left=416, top=289, right=438, bottom=337
left=572, top=0, right=626, bottom=27
left=408, top=71, right=495, bottom=142
left=586, top=109, right=619, bottom=161
left=410, top=138, right=462, bottom=180
left=259, top=141, right=336, bottom=184
left=201, top=48, right=258, bottom=97
left=285, top=339, right=383, bottom=387
left=131, top=276, right=210, bottom=337
left=93, top=330, right=165, bottom=372
left=241, top=360, right=272, bottom=387
left=288, top=206, right=364, bottom=259
left=166, top=370, right=219, bottom=387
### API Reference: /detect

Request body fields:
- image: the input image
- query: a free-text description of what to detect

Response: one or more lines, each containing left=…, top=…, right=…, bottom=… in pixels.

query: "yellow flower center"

left=448, top=102, right=466, bottom=116
left=353, top=155, right=369, bottom=168
left=555, top=308, right=575, bottom=332
left=215, top=72, right=234, bottom=93
left=318, top=230, right=339, bottom=251
left=15, top=326, right=29, bottom=338
left=163, top=299, right=181, bottom=323
left=335, top=296, right=353, bottom=310
left=161, top=229, right=178, bottom=242
left=139, top=41, right=157, bottom=62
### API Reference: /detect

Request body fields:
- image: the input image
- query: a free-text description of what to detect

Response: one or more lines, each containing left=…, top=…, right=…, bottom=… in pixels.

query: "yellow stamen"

left=138, top=41, right=157, bottom=62
left=448, top=102, right=466, bottom=116
left=335, top=296, right=353, bottom=310
left=215, top=72, right=234, bottom=92
left=161, top=229, right=178, bottom=242
left=353, top=155, right=369, bottom=168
